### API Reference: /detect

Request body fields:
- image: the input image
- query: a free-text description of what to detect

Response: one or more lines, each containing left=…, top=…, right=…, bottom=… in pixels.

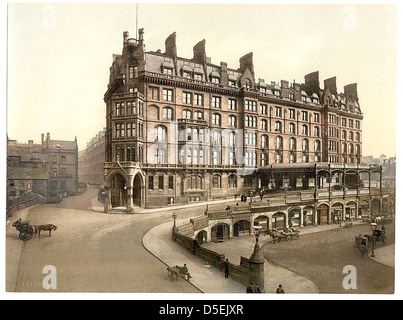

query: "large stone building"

left=78, top=129, right=105, bottom=187
left=7, top=133, right=79, bottom=207
left=103, top=29, right=366, bottom=212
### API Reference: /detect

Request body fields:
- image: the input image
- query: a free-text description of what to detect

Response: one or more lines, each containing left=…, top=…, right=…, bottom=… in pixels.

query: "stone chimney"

left=239, top=52, right=254, bottom=78
left=324, top=76, right=338, bottom=95
left=165, top=32, right=177, bottom=59
left=344, top=83, right=358, bottom=100
left=303, top=71, right=320, bottom=96
left=192, top=39, right=207, bottom=65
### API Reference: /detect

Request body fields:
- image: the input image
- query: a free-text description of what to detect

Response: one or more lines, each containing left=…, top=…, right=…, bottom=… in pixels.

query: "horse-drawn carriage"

left=12, top=218, right=57, bottom=241
left=12, top=219, right=36, bottom=241
left=353, top=235, right=369, bottom=258
left=167, top=264, right=192, bottom=281
left=353, top=228, right=386, bottom=258
left=268, top=227, right=300, bottom=243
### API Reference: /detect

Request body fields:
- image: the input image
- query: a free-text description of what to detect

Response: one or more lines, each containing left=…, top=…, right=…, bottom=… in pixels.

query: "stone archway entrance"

left=133, top=174, right=142, bottom=207
left=317, top=203, right=329, bottom=225
left=111, top=174, right=126, bottom=208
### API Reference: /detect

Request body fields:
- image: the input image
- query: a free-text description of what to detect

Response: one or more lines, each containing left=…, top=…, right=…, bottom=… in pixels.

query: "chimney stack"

left=324, top=76, right=338, bottom=95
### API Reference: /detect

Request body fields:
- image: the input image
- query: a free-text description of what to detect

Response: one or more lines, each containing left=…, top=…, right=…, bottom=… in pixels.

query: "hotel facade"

left=102, top=29, right=383, bottom=218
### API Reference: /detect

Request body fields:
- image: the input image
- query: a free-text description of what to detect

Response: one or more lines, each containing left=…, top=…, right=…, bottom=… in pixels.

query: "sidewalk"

left=143, top=220, right=246, bottom=293
left=5, top=205, right=41, bottom=292
left=143, top=219, right=367, bottom=294
left=369, top=244, right=394, bottom=267
left=90, top=197, right=236, bottom=214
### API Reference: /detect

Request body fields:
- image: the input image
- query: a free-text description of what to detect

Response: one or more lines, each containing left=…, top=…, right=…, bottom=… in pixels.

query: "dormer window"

left=163, top=67, right=173, bottom=75
left=312, top=98, right=319, bottom=104
left=194, top=73, right=203, bottom=81
left=229, top=80, right=236, bottom=87
left=260, top=87, right=267, bottom=94
left=288, top=92, right=294, bottom=99
left=182, top=71, right=192, bottom=79
left=211, top=76, right=220, bottom=84
left=301, top=95, right=307, bottom=102
left=244, top=80, right=252, bottom=89
left=274, top=90, right=280, bottom=96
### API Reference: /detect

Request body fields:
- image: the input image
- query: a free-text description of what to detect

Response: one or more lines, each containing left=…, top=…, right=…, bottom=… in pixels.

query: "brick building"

left=78, top=129, right=105, bottom=187
left=7, top=133, right=79, bottom=206
left=103, top=29, right=364, bottom=212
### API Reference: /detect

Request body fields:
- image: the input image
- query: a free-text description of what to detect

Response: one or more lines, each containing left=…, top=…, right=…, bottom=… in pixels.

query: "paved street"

left=7, top=188, right=205, bottom=293
left=261, top=222, right=395, bottom=294
left=7, top=188, right=395, bottom=295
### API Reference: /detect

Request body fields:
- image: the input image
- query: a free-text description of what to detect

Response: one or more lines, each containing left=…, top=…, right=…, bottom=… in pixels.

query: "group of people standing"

left=246, top=283, right=262, bottom=293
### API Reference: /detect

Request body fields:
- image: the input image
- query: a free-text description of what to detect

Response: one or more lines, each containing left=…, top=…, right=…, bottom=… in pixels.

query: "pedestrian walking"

left=246, top=283, right=254, bottom=293
left=224, top=259, right=229, bottom=279
left=276, top=284, right=285, bottom=294
left=255, top=283, right=261, bottom=293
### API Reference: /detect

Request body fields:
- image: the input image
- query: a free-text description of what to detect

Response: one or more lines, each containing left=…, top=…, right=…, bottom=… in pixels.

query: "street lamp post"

left=249, top=222, right=265, bottom=293
left=172, top=212, right=177, bottom=241
left=370, top=222, right=377, bottom=257
left=253, top=223, right=263, bottom=244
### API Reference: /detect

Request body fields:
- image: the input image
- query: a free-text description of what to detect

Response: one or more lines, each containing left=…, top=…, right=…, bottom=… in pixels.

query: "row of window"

left=156, top=89, right=323, bottom=120
left=155, top=70, right=326, bottom=104
left=150, top=143, right=362, bottom=166
left=114, top=101, right=143, bottom=117
left=148, top=173, right=237, bottom=191
left=115, top=145, right=144, bottom=162
left=114, top=122, right=144, bottom=139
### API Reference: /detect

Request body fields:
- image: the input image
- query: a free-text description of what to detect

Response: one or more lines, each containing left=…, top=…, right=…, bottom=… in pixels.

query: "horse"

left=37, top=224, right=57, bottom=238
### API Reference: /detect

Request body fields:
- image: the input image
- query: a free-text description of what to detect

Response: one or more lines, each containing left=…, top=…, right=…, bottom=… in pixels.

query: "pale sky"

left=5, top=2, right=398, bottom=157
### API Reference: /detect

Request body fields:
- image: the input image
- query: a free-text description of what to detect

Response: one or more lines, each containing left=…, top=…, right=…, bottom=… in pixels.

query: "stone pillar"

left=104, top=187, right=112, bottom=213
left=126, top=186, right=135, bottom=213
left=249, top=237, right=265, bottom=293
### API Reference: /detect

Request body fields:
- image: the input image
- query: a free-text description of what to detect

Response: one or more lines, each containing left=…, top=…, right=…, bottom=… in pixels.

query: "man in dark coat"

left=224, top=259, right=229, bottom=279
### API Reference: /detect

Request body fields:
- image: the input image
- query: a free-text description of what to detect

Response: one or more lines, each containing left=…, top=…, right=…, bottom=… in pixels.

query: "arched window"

left=228, top=174, right=237, bottom=188
left=289, top=123, right=296, bottom=134
left=289, top=137, right=297, bottom=151
left=349, top=143, right=354, bottom=155
left=302, top=154, right=309, bottom=163
left=275, top=152, right=283, bottom=164
left=349, top=131, right=354, bottom=141
left=163, top=107, right=173, bottom=120
left=302, top=125, right=308, bottom=136
left=261, top=135, right=269, bottom=148
left=212, top=130, right=221, bottom=146
left=302, top=139, right=309, bottom=151
left=212, top=113, right=221, bottom=126
left=229, top=115, right=237, bottom=127
left=155, top=126, right=167, bottom=142
left=314, top=126, right=320, bottom=137
left=182, top=110, right=192, bottom=119
left=228, top=131, right=236, bottom=147
left=342, top=143, right=347, bottom=154
left=314, top=140, right=321, bottom=152
left=355, top=144, right=361, bottom=155
left=275, top=121, right=282, bottom=133
left=260, top=119, right=268, bottom=131
left=355, top=132, right=360, bottom=142
left=275, top=136, right=283, bottom=149
left=212, top=150, right=221, bottom=165
left=212, top=174, right=222, bottom=188
left=244, top=79, right=252, bottom=89
left=289, top=153, right=296, bottom=163
left=194, top=111, right=203, bottom=120
left=261, top=153, right=268, bottom=167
